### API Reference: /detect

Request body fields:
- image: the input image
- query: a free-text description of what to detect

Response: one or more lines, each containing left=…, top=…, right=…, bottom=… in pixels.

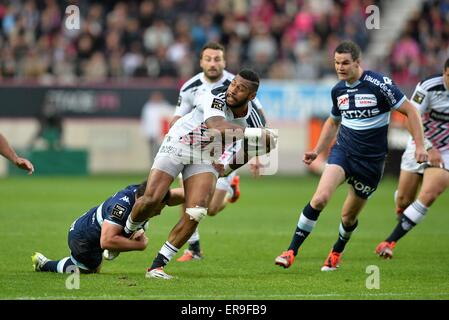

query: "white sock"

left=187, top=227, right=200, bottom=244
left=159, top=241, right=179, bottom=261
left=404, top=200, right=428, bottom=224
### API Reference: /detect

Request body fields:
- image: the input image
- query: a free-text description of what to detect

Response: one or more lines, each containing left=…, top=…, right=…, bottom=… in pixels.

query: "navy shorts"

left=327, top=144, right=385, bottom=199
left=68, top=225, right=102, bottom=271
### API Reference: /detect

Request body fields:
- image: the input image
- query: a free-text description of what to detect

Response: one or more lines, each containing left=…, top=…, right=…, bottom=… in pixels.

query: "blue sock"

left=41, top=257, right=76, bottom=273
left=288, top=203, right=321, bottom=255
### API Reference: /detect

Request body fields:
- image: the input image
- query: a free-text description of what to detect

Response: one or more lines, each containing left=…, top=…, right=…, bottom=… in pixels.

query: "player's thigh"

left=341, top=186, right=367, bottom=222
left=396, top=170, right=421, bottom=203
left=145, top=168, right=175, bottom=201
left=419, top=167, right=449, bottom=204
left=183, top=172, right=217, bottom=208
left=312, top=164, right=346, bottom=201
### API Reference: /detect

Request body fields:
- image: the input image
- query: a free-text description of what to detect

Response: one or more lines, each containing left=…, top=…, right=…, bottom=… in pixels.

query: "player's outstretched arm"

left=397, top=100, right=428, bottom=163
left=0, top=134, right=34, bottom=175
left=100, top=221, right=148, bottom=252
left=303, top=116, right=340, bottom=165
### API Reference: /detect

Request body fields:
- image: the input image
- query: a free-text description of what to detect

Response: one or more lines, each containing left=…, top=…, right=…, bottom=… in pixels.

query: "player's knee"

left=311, top=192, right=331, bottom=209
left=186, top=206, right=208, bottom=222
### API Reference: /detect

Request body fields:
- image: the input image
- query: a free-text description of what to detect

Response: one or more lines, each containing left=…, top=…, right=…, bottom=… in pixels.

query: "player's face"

left=225, top=75, right=255, bottom=108
left=200, top=48, right=226, bottom=82
left=334, top=52, right=360, bottom=83
left=444, top=67, right=449, bottom=89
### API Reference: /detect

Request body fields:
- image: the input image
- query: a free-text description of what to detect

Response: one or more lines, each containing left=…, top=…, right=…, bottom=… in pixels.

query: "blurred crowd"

left=388, top=0, right=449, bottom=87
left=0, top=0, right=381, bottom=84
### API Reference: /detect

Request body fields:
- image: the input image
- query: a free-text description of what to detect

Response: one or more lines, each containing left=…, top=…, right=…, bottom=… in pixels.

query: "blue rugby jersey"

left=330, top=70, right=406, bottom=159
left=69, top=184, right=139, bottom=249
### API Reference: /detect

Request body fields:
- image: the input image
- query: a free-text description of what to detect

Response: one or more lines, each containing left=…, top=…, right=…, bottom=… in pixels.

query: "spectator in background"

left=0, top=133, right=34, bottom=175
left=140, top=91, right=173, bottom=165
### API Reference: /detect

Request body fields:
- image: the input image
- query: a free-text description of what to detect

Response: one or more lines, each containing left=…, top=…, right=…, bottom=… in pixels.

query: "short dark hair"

left=444, top=58, right=449, bottom=71
left=136, top=180, right=147, bottom=198
left=335, top=40, right=362, bottom=61
left=238, top=69, right=260, bottom=92
left=200, top=42, right=225, bottom=59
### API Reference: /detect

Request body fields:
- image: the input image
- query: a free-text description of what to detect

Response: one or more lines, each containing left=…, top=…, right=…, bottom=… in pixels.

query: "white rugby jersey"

left=174, top=70, right=265, bottom=117
left=174, top=70, right=235, bottom=117
left=169, top=85, right=265, bottom=147
left=409, top=74, right=449, bottom=151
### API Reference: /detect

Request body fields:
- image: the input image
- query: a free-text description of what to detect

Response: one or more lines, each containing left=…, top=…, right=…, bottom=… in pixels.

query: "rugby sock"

left=288, top=203, right=321, bottom=255
left=150, top=241, right=179, bottom=269
left=386, top=200, right=428, bottom=242
left=332, top=220, right=358, bottom=253
left=187, top=227, right=201, bottom=254
left=41, top=257, right=76, bottom=273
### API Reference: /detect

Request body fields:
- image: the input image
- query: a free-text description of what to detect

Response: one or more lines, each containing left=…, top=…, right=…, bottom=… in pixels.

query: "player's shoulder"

left=180, top=73, right=204, bottom=92
left=361, top=70, right=394, bottom=85
left=331, top=80, right=346, bottom=95
left=418, top=74, right=444, bottom=91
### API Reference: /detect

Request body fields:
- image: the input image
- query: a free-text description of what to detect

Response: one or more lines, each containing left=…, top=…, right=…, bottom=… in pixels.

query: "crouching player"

left=31, top=181, right=184, bottom=274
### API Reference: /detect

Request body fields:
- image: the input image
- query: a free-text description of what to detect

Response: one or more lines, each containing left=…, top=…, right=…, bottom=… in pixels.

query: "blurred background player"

left=0, top=133, right=34, bottom=175
left=140, top=91, right=173, bottom=166
left=169, top=42, right=267, bottom=262
left=32, top=181, right=184, bottom=274
left=274, top=40, right=427, bottom=271
left=376, top=58, right=449, bottom=259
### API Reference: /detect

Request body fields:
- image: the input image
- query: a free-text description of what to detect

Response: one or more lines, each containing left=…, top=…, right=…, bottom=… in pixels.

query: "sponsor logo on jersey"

left=341, top=108, right=380, bottom=118
left=412, top=91, right=425, bottom=104
left=337, top=94, right=350, bottom=110
left=355, top=94, right=377, bottom=108
left=112, top=203, right=127, bottom=219
left=176, top=95, right=182, bottom=107
left=211, top=98, right=225, bottom=111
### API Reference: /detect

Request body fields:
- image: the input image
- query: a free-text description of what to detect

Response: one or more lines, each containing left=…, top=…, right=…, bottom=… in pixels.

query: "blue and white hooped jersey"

left=70, top=184, right=139, bottom=245
left=331, top=70, right=406, bottom=159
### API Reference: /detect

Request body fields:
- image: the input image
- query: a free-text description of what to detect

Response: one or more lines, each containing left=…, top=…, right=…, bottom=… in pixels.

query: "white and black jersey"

left=410, top=74, right=449, bottom=151
left=174, top=70, right=235, bottom=117
left=174, top=70, right=266, bottom=122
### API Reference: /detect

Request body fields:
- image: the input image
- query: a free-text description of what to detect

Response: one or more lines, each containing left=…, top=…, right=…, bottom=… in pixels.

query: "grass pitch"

left=0, top=174, right=448, bottom=300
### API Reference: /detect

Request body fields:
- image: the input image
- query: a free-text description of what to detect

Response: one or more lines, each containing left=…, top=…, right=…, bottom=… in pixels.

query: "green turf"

left=0, top=174, right=448, bottom=300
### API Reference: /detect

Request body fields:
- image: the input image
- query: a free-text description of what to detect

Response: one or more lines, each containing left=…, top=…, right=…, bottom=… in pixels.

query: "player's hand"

left=303, top=151, right=318, bottom=165
left=428, top=148, right=444, bottom=168
left=15, top=157, right=34, bottom=175
left=132, top=230, right=148, bottom=250
left=414, top=146, right=428, bottom=164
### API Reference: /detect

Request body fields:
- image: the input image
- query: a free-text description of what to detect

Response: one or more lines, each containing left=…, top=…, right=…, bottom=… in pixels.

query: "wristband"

left=244, top=128, right=263, bottom=139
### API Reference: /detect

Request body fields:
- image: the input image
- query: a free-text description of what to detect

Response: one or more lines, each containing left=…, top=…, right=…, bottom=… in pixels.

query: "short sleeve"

left=173, top=89, right=194, bottom=117
left=410, top=82, right=430, bottom=114
left=201, top=93, right=227, bottom=122
left=378, top=76, right=406, bottom=109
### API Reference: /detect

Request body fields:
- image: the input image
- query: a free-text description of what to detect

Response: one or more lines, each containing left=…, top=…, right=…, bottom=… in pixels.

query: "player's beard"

left=205, top=69, right=222, bottom=82
left=226, top=94, right=249, bottom=109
